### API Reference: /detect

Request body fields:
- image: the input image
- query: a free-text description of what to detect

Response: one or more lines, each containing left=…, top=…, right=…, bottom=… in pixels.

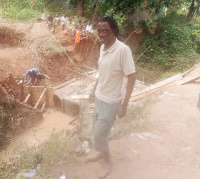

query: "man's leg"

left=93, top=117, right=113, bottom=178
left=87, top=112, right=104, bottom=162
left=89, top=97, right=120, bottom=178
left=99, top=150, right=111, bottom=179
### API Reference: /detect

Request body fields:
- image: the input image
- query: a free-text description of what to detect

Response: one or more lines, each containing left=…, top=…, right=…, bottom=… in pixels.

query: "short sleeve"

left=121, top=46, right=136, bottom=76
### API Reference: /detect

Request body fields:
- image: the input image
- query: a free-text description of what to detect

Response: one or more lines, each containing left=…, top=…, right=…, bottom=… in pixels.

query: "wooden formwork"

left=23, top=86, right=54, bottom=110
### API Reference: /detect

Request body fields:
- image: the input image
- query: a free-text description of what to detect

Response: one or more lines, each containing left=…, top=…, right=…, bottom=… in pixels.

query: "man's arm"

left=24, top=72, right=28, bottom=82
left=118, top=72, right=136, bottom=118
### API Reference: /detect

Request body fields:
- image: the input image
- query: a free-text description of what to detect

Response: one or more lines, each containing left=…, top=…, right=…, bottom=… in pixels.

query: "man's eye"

left=97, top=29, right=110, bottom=33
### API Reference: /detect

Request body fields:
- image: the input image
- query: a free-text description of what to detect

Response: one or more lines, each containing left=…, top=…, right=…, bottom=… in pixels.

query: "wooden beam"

left=68, top=116, right=79, bottom=125
left=34, top=88, right=47, bottom=109
left=41, top=101, right=46, bottom=112
left=24, top=94, right=30, bottom=103
left=130, top=73, right=183, bottom=101
left=17, top=100, right=39, bottom=111
left=71, top=94, right=89, bottom=100
left=181, top=67, right=194, bottom=77
left=179, top=74, right=200, bottom=85
left=53, top=78, right=76, bottom=90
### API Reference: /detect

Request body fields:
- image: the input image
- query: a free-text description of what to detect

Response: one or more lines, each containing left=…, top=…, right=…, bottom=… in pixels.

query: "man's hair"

left=99, top=16, right=119, bottom=37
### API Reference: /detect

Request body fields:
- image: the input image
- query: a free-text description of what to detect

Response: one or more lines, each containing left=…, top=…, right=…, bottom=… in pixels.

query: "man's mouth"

left=99, top=37, right=105, bottom=42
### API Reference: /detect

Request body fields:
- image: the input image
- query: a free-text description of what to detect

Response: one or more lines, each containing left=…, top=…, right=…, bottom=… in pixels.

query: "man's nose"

left=98, top=31, right=105, bottom=37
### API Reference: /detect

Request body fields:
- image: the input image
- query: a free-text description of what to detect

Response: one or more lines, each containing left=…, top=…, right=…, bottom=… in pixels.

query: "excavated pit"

left=0, top=26, right=24, bottom=47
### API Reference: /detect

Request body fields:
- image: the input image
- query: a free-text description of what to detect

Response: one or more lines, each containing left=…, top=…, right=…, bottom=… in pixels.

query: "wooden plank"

left=68, top=116, right=79, bottom=125
left=34, top=88, right=47, bottom=109
left=71, top=94, right=89, bottom=100
left=181, top=67, right=194, bottom=77
left=41, top=101, right=46, bottom=112
left=53, top=78, right=76, bottom=90
left=130, top=73, right=183, bottom=101
left=25, top=86, right=45, bottom=91
left=179, top=74, right=200, bottom=85
left=24, top=94, right=30, bottom=103
left=17, top=100, right=39, bottom=111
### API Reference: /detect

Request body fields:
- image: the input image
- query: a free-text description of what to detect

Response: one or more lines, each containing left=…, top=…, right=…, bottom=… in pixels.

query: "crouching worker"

left=24, top=68, right=40, bottom=85
left=34, top=73, right=50, bottom=86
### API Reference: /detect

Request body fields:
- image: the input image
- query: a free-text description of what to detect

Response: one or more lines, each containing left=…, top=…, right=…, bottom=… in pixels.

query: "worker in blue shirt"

left=24, top=68, right=40, bottom=85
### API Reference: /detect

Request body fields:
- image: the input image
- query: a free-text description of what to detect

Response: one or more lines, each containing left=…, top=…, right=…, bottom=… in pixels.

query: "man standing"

left=47, top=12, right=53, bottom=29
left=60, top=14, right=69, bottom=30
left=53, top=13, right=60, bottom=32
left=88, top=17, right=136, bottom=178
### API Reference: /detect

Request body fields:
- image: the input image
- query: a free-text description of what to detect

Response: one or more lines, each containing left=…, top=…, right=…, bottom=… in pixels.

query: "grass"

left=0, top=6, right=41, bottom=22
left=111, top=96, right=155, bottom=139
left=31, top=35, right=66, bottom=58
left=135, top=63, right=165, bottom=84
left=0, top=130, right=77, bottom=179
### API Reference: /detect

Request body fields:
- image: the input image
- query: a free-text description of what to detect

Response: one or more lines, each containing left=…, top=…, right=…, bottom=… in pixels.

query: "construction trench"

left=0, top=73, right=96, bottom=163
left=23, top=71, right=97, bottom=141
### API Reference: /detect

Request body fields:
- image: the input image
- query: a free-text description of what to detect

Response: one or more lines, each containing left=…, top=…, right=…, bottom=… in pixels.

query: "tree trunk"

left=92, top=0, right=100, bottom=26
left=78, top=0, right=84, bottom=17
left=187, top=0, right=195, bottom=21
left=196, top=0, right=200, bottom=16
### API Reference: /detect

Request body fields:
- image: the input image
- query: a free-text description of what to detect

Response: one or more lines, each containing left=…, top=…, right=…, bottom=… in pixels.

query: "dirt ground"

left=47, top=82, right=199, bottom=179
left=1, top=20, right=200, bottom=179
left=0, top=21, right=99, bottom=84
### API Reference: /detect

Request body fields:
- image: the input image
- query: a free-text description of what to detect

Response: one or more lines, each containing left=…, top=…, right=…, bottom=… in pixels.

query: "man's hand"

left=118, top=73, right=136, bottom=118
left=118, top=104, right=128, bottom=118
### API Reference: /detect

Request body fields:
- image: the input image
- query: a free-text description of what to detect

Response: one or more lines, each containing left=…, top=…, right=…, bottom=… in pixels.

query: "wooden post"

left=24, top=94, right=30, bottom=103
left=34, top=88, right=47, bottom=109
left=41, top=101, right=46, bottom=111
left=29, top=86, right=33, bottom=106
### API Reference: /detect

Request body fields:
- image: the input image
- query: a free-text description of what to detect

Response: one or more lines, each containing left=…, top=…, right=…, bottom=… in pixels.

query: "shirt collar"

left=102, top=38, right=118, bottom=53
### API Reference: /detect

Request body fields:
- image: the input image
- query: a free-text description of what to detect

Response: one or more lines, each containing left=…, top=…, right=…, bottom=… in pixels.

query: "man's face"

left=97, top=22, right=115, bottom=45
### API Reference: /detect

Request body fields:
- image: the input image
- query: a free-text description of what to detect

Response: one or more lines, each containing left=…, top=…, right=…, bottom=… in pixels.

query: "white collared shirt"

left=95, top=38, right=136, bottom=103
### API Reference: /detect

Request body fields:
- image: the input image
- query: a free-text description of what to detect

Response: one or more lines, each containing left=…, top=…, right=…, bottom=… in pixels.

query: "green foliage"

left=139, top=12, right=200, bottom=71
left=0, top=0, right=44, bottom=21
left=105, top=9, right=126, bottom=33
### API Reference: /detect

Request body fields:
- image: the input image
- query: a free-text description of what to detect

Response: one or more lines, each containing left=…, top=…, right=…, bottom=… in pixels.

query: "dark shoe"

left=98, top=158, right=112, bottom=179
left=87, top=150, right=103, bottom=162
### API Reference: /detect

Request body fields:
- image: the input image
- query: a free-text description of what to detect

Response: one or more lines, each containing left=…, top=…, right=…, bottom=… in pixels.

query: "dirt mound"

left=0, top=74, right=21, bottom=105
left=0, top=21, right=99, bottom=86
left=56, top=30, right=99, bottom=66
left=0, top=26, right=24, bottom=47
left=0, top=75, right=43, bottom=148
left=0, top=23, right=38, bottom=80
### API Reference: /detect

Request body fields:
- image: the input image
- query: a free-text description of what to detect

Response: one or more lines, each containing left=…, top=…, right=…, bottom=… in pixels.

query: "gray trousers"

left=93, top=97, right=121, bottom=152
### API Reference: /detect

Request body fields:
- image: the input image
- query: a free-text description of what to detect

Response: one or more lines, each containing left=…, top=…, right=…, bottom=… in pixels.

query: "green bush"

left=139, top=12, right=200, bottom=71
left=0, top=0, right=44, bottom=21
